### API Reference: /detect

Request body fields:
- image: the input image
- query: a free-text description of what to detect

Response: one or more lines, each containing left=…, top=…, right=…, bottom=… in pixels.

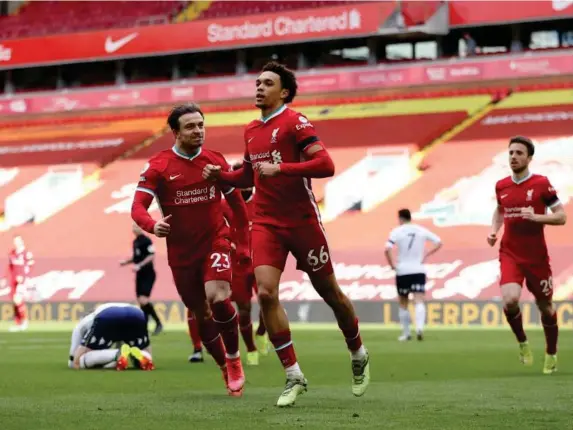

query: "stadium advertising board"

left=0, top=3, right=391, bottom=68
left=450, top=0, right=573, bottom=26
left=3, top=300, right=573, bottom=326
left=0, top=51, right=571, bottom=116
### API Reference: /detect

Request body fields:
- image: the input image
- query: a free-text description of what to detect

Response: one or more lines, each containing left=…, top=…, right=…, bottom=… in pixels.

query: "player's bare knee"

left=501, top=283, right=521, bottom=308
left=257, top=284, right=279, bottom=307
left=205, top=280, right=231, bottom=303
left=137, top=296, right=149, bottom=306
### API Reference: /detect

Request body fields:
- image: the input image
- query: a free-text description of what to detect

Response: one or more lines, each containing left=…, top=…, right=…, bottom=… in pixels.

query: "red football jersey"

left=136, top=146, right=234, bottom=267
left=495, top=173, right=560, bottom=264
left=244, top=106, right=324, bottom=228
left=8, top=248, right=34, bottom=285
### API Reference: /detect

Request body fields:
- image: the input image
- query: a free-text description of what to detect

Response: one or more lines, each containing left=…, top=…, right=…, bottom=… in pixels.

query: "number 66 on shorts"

left=251, top=223, right=334, bottom=276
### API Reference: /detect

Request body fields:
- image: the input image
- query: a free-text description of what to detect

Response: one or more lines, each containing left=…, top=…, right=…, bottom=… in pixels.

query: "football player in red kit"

left=131, top=104, right=250, bottom=396
left=7, top=235, right=34, bottom=332
left=488, top=136, right=567, bottom=374
left=186, top=165, right=269, bottom=364
left=203, top=62, right=370, bottom=407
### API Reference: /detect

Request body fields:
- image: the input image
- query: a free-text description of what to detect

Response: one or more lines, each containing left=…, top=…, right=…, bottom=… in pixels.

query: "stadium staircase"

left=174, top=1, right=213, bottom=23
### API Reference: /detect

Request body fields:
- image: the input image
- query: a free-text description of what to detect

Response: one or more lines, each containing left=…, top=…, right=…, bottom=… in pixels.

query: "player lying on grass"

left=68, top=302, right=154, bottom=371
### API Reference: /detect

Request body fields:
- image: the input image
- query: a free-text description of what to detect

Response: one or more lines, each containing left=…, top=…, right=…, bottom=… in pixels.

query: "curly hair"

left=261, top=61, right=298, bottom=104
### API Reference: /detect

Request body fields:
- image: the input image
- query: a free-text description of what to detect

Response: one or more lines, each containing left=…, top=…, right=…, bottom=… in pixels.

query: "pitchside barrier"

left=2, top=301, right=573, bottom=328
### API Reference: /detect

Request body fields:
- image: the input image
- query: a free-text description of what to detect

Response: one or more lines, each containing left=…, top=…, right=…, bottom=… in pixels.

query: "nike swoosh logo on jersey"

left=248, top=137, right=254, bottom=143
left=169, top=174, right=181, bottom=181
left=104, top=33, right=138, bottom=54
left=312, top=265, right=325, bottom=272
left=501, top=194, right=508, bottom=199
left=216, top=267, right=229, bottom=272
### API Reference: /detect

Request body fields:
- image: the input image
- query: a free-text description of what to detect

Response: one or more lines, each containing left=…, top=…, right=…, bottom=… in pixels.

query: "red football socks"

left=269, top=330, right=298, bottom=368
left=186, top=309, right=202, bottom=351
left=504, top=307, right=527, bottom=343
left=541, top=311, right=558, bottom=355
left=212, top=299, right=240, bottom=357
left=13, top=303, right=26, bottom=325
left=239, top=313, right=257, bottom=352
left=198, top=316, right=226, bottom=368
left=338, top=317, right=363, bottom=352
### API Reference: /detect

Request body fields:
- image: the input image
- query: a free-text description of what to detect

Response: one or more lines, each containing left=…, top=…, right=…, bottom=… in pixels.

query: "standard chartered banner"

left=2, top=301, right=573, bottom=328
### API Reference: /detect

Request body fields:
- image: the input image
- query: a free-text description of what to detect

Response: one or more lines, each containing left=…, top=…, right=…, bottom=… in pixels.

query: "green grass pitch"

left=1, top=323, right=571, bottom=430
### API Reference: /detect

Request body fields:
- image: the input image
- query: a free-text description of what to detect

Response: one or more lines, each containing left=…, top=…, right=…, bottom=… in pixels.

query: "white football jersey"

left=385, top=223, right=441, bottom=276
left=68, top=302, right=138, bottom=367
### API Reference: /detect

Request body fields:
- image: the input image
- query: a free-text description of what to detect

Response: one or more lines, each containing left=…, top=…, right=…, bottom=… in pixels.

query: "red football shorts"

left=499, top=253, right=553, bottom=301
left=230, top=255, right=256, bottom=305
left=251, top=222, right=334, bottom=277
left=170, top=240, right=232, bottom=310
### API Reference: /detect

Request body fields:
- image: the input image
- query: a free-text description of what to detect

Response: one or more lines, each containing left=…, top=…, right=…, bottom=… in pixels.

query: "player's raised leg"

left=308, top=271, right=370, bottom=397
left=501, top=281, right=532, bottom=365
left=293, top=225, right=369, bottom=397
left=256, top=265, right=307, bottom=407
left=172, top=268, right=229, bottom=387
left=187, top=309, right=204, bottom=362
left=204, top=246, right=245, bottom=397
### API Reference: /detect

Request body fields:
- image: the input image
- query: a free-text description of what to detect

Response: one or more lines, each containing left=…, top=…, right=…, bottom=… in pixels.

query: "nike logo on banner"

left=104, top=33, right=138, bottom=54
left=169, top=174, right=181, bottom=181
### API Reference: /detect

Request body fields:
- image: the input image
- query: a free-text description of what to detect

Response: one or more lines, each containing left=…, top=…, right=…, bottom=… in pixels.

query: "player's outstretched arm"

left=277, top=144, right=335, bottom=178
left=131, top=191, right=172, bottom=238
left=225, top=189, right=250, bottom=263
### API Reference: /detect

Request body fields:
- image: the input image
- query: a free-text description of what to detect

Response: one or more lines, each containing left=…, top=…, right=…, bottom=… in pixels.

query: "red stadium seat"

left=0, top=1, right=186, bottom=39
left=198, top=0, right=355, bottom=20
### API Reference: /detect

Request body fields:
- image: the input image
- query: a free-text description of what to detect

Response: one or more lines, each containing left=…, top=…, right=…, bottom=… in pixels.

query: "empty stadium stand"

left=197, top=0, right=354, bottom=20
left=0, top=88, right=571, bottom=303
left=321, top=88, right=573, bottom=300
left=0, top=116, right=166, bottom=166
left=0, top=1, right=186, bottom=39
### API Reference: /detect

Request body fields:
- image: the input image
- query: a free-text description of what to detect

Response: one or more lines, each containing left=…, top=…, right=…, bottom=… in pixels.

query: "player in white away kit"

left=385, top=209, right=442, bottom=341
left=68, top=302, right=154, bottom=371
